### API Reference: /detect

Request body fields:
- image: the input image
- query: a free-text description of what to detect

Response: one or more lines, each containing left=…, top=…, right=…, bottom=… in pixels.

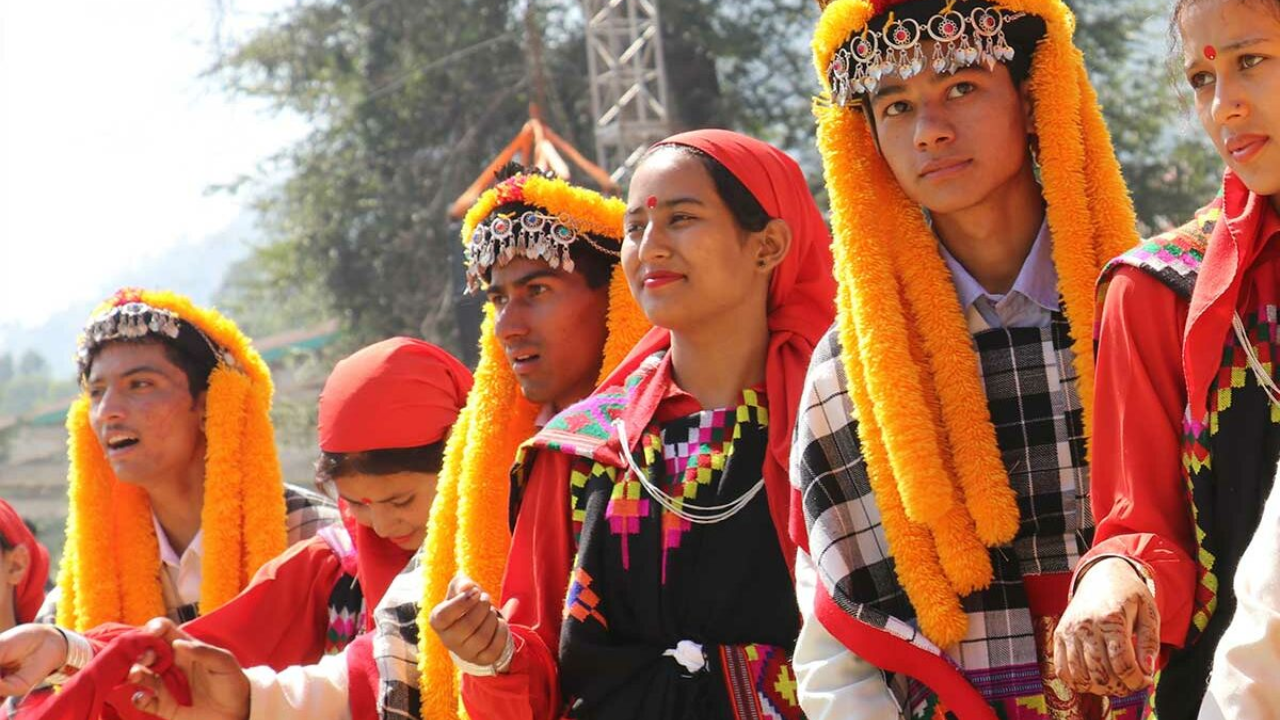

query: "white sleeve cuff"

left=246, top=654, right=351, bottom=720
left=793, top=549, right=903, bottom=720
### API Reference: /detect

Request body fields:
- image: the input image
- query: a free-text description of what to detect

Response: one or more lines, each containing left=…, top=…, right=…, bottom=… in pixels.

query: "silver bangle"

left=449, top=630, right=516, bottom=677
left=46, top=627, right=94, bottom=686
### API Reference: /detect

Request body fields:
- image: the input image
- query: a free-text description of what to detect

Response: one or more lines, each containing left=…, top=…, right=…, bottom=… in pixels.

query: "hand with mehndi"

left=1053, top=557, right=1160, bottom=697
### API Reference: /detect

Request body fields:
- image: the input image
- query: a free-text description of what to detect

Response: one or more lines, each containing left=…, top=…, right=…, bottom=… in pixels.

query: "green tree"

left=213, top=0, right=830, bottom=350
left=17, top=350, right=48, bottom=378
left=1068, top=0, right=1221, bottom=233
left=214, top=0, right=540, bottom=353
left=215, top=0, right=1222, bottom=352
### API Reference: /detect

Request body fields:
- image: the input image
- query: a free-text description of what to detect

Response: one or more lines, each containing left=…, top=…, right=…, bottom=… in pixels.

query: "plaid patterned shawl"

left=794, top=318, right=1145, bottom=718
left=371, top=550, right=423, bottom=720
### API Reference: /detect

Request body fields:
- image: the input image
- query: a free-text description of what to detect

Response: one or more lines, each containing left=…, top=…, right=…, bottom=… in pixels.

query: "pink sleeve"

left=460, top=451, right=573, bottom=720
left=1083, top=267, right=1197, bottom=648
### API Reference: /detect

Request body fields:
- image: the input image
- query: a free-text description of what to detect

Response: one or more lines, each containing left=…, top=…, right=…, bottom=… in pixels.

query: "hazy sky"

left=0, top=0, right=307, bottom=328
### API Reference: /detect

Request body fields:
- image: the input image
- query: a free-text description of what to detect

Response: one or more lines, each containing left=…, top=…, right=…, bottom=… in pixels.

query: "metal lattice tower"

left=581, top=0, right=672, bottom=182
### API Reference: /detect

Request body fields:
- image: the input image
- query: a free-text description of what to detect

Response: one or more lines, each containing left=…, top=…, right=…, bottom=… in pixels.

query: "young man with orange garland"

left=101, top=168, right=649, bottom=720
left=790, top=0, right=1146, bottom=717
left=0, top=289, right=338, bottom=698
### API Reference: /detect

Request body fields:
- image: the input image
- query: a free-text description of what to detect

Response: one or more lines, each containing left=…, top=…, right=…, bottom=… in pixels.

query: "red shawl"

left=320, top=337, right=474, bottom=626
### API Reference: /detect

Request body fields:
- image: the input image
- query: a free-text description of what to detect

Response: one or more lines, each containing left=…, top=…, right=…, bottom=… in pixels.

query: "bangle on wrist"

left=46, top=628, right=94, bottom=686
left=450, top=630, right=516, bottom=677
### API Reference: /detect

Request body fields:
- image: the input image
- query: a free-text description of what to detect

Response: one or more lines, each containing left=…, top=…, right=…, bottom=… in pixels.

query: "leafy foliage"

left=1068, top=0, right=1221, bottom=233
left=214, top=0, right=1223, bottom=351
left=0, top=351, right=76, bottom=417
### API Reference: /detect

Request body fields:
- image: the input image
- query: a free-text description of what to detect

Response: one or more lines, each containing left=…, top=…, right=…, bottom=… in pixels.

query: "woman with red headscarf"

left=179, top=336, right=474, bottom=665
left=0, top=500, right=49, bottom=632
left=432, top=129, right=836, bottom=720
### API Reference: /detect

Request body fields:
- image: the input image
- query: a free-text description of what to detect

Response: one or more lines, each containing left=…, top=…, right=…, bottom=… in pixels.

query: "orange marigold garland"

left=56, top=289, right=286, bottom=630
left=817, top=105, right=957, bottom=528
left=416, top=397, right=475, bottom=714
left=418, top=175, right=650, bottom=719
left=238, top=382, right=290, bottom=586
left=814, top=0, right=1139, bottom=647
left=199, top=366, right=250, bottom=608
left=836, top=283, right=969, bottom=646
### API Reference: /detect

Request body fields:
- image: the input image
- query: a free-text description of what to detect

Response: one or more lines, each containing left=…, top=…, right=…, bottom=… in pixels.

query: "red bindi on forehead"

left=1204, top=44, right=1217, bottom=60
left=646, top=195, right=658, bottom=209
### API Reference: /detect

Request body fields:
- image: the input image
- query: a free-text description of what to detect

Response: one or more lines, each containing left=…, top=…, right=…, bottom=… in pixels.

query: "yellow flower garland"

left=814, top=0, right=1139, bottom=647
left=418, top=178, right=650, bottom=718
left=461, top=174, right=626, bottom=244
left=57, top=289, right=287, bottom=630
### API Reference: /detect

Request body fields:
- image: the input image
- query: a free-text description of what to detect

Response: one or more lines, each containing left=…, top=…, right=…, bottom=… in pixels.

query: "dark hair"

left=81, top=333, right=218, bottom=399
left=0, top=533, right=11, bottom=552
left=642, top=144, right=772, bottom=232
left=479, top=200, right=619, bottom=290
left=314, top=441, right=447, bottom=485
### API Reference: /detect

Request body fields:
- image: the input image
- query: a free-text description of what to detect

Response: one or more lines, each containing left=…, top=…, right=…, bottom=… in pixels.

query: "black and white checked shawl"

left=794, top=314, right=1092, bottom=707
left=372, top=550, right=424, bottom=720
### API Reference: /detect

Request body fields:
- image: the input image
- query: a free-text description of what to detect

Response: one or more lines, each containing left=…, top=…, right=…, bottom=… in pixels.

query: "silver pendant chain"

left=1231, top=312, right=1280, bottom=410
left=612, top=418, right=765, bottom=525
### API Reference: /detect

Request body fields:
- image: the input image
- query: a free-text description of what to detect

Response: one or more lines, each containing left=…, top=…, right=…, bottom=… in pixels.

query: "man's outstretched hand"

left=128, top=618, right=250, bottom=720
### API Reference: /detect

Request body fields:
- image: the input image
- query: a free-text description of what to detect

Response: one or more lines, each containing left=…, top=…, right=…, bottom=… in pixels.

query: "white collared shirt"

left=938, top=220, right=1059, bottom=333
left=151, top=513, right=203, bottom=610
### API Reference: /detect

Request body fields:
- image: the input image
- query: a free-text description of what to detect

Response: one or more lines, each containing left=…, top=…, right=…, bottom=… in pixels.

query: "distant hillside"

left=0, top=214, right=256, bottom=377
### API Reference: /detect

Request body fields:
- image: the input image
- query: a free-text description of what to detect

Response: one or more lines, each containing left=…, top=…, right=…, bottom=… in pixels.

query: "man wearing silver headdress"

left=0, top=289, right=338, bottom=704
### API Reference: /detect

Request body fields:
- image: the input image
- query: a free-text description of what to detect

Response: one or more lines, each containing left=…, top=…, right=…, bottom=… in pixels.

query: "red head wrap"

left=0, top=499, right=50, bottom=624
left=317, top=338, right=474, bottom=622
left=607, top=128, right=837, bottom=573
left=318, top=338, right=474, bottom=453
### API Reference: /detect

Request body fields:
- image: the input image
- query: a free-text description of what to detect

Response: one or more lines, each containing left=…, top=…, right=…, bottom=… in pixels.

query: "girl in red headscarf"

left=437, top=129, right=835, bottom=720
left=0, top=500, right=49, bottom=632
left=179, top=337, right=473, bottom=666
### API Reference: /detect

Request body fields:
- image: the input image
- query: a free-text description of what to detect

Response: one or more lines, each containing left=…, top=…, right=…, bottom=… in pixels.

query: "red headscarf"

left=319, top=337, right=474, bottom=454
left=0, top=499, right=50, bottom=625
left=606, top=129, right=837, bottom=572
left=318, top=338, right=474, bottom=616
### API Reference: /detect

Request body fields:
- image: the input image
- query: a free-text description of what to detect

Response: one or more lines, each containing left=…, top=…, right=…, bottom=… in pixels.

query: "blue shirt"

left=939, top=220, right=1059, bottom=332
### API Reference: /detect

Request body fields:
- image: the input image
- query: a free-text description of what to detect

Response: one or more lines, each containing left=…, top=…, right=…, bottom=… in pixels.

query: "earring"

left=757, top=259, right=767, bottom=268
